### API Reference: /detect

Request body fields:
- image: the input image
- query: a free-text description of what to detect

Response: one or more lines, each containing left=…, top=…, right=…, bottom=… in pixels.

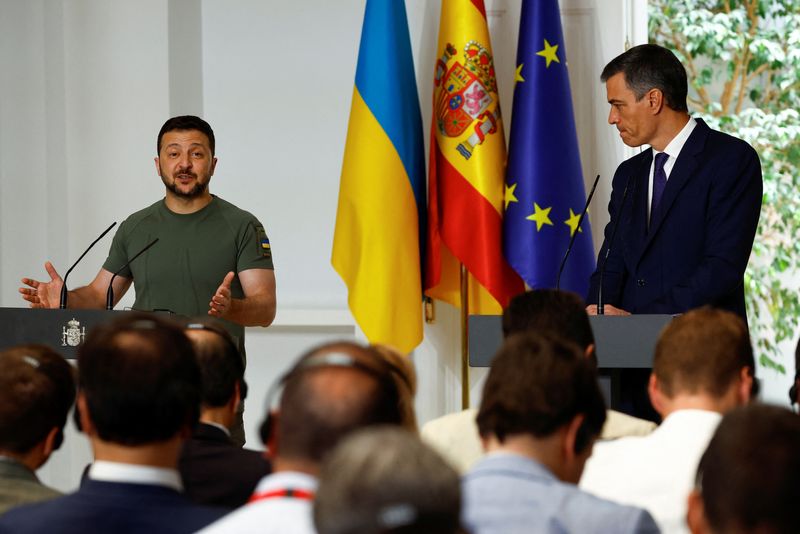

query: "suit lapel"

left=642, top=118, right=710, bottom=252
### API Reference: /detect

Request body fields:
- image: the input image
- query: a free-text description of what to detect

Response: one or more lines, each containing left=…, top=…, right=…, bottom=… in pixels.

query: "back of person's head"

left=157, top=115, right=215, bottom=155
left=477, top=332, right=606, bottom=454
left=314, top=427, right=462, bottom=534
left=0, top=345, right=75, bottom=455
left=265, top=341, right=404, bottom=465
left=502, top=289, right=595, bottom=355
left=689, top=404, right=800, bottom=534
left=653, top=307, right=754, bottom=399
left=600, top=43, right=688, bottom=113
left=184, top=319, right=245, bottom=408
left=77, top=313, right=201, bottom=445
left=371, top=344, right=418, bottom=432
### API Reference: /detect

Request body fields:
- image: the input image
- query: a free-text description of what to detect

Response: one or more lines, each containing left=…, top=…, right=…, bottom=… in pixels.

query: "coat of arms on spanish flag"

left=425, top=0, right=523, bottom=314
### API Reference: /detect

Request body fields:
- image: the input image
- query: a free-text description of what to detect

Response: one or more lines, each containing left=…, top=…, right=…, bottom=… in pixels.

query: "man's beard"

left=163, top=173, right=208, bottom=198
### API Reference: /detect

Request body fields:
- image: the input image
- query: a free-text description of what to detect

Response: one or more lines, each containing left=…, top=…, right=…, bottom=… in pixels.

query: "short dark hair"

left=600, top=44, right=688, bottom=113
left=477, top=332, right=606, bottom=453
left=157, top=115, right=215, bottom=155
left=275, top=341, right=404, bottom=464
left=0, top=345, right=75, bottom=453
left=184, top=319, right=245, bottom=407
left=314, top=427, right=462, bottom=534
left=77, top=313, right=201, bottom=445
left=653, top=307, right=754, bottom=398
left=502, top=289, right=594, bottom=353
left=695, top=404, right=800, bottom=534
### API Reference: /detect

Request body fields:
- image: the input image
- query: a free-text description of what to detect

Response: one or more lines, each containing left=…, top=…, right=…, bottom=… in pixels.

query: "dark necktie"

left=651, top=152, right=669, bottom=221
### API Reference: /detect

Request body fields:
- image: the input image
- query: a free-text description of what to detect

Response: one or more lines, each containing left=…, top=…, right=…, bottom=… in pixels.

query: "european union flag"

left=503, top=0, right=594, bottom=296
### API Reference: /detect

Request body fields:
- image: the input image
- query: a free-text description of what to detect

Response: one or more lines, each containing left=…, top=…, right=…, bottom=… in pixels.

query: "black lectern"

left=467, top=314, right=674, bottom=409
left=0, top=308, right=130, bottom=359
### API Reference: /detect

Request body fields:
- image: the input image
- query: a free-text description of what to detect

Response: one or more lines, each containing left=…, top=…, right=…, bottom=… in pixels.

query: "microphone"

left=105, top=238, right=159, bottom=310
left=556, top=174, right=600, bottom=290
left=60, top=222, right=117, bottom=309
left=597, top=172, right=637, bottom=315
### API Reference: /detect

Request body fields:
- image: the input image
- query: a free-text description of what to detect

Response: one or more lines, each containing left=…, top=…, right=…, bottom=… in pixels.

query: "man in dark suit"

left=179, top=320, right=270, bottom=508
left=586, top=44, right=762, bottom=319
left=0, top=314, right=226, bottom=533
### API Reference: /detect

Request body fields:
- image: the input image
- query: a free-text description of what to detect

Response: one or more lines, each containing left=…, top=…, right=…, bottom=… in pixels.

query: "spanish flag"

left=426, top=0, right=523, bottom=314
left=332, top=0, right=425, bottom=353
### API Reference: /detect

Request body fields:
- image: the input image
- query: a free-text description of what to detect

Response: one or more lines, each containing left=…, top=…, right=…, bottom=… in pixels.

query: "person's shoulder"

left=696, top=118, right=758, bottom=158
left=0, top=493, right=72, bottom=532
left=125, top=199, right=164, bottom=220
left=601, top=409, right=657, bottom=440
left=212, top=196, right=259, bottom=221
left=558, top=484, right=660, bottom=534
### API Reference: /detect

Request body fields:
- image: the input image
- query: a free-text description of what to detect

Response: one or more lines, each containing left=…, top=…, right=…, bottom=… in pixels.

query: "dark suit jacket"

left=588, top=118, right=762, bottom=318
left=0, top=478, right=226, bottom=533
left=178, top=422, right=271, bottom=509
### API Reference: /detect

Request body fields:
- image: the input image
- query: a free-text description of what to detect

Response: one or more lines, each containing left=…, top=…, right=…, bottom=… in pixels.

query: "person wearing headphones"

left=200, top=340, right=405, bottom=534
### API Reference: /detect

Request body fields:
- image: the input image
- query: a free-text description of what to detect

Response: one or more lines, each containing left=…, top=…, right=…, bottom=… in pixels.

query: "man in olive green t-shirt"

left=19, top=116, right=276, bottom=367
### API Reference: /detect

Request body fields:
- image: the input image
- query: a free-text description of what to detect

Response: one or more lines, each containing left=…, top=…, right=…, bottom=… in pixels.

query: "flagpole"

left=460, top=263, right=470, bottom=409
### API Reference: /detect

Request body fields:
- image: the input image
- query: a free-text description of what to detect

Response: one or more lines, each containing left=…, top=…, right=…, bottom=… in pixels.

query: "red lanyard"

left=248, top=488, right=315, bottom=503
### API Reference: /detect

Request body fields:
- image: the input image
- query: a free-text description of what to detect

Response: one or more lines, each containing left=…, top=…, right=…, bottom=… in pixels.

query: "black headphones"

left=258, top=348, right=406, bottom=446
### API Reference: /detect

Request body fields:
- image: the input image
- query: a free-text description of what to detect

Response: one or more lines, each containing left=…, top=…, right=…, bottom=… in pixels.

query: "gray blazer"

left=0, top=457, right=61, bottom=515
left=462, top=453, right=660, bottom=534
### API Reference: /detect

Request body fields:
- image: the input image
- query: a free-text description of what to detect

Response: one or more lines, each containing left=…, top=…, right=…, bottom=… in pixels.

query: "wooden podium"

left=468, top=314, right=674, bottom=409
left=0, top=308, right=130, bottom=359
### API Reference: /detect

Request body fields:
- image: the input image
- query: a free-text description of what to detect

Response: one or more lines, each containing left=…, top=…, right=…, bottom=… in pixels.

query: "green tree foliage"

left=650, top=0, right=800, bottom=372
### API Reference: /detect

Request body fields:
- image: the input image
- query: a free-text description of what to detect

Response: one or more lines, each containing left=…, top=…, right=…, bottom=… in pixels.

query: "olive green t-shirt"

left=102, top=195, right=274, bottom=349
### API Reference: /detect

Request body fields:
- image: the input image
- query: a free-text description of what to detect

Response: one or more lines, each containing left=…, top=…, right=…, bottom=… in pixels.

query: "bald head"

left=275, top=342, right=403, bottom=466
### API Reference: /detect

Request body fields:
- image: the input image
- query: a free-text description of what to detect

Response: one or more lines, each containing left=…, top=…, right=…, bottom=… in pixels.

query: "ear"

left=686, top=489, right=710, bottom=534
left=154, top=157, right=161, bottom=176
left=210, top=157, right=218, bottom=176
left=647, top=88, right=664, bottom=113
left=230, top=381, right=242, bottom=415
left=77, top=392, right=95, bottom=436
left=648, top=373, right=666, bottom=416
left=563, top=413, right=585, bottom=462
left=584, top=343, right=596, bottom=360
left=737, top=366, right=754, bottom=404
left=42, top=427, right=60, bottom=460
left=265, top=411, right=279, bottom=460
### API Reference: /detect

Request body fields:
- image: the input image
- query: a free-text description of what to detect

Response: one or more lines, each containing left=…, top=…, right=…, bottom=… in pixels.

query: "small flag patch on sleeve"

left=255, top=226, right=272, bottom=259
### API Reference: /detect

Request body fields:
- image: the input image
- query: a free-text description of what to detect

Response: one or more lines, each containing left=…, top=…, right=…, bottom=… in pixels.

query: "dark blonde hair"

left=653, top=307, right=753, bottom=398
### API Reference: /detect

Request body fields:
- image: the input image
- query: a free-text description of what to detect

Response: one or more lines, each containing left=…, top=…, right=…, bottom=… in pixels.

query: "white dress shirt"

left=199, top=471, right=318, bottom=534
left=580, top=409, right=722, bottom=534
left=89, top=460, right=183, bottom=492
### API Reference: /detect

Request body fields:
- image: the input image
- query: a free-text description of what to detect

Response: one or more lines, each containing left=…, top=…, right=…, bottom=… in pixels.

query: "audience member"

left=179, top=320, right=270, bottom=508
left=200, top=340, right=405, bottom=533
left=462, top=332, right=659, bottom=534
left=314, top=426, right=462, bottom=534
left=0, top=314, right=226, bottom=533
left=422, top=289, right=655, bottom=472
left=686, top=404, right=799, bottom=534
left=372, top=344, right=418, bottom=432
left=581, top=307, right=754, bottom=533
left=0, top=345, right=75, bottom=514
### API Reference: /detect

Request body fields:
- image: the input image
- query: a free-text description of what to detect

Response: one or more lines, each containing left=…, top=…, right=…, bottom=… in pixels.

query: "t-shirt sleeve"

left=236, top=216, right=274, bottom=272
left=101, top=222, right=133, bottom=278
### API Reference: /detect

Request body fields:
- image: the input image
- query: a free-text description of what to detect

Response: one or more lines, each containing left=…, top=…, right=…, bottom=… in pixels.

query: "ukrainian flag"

left=332, top=0, right=425, bottom=353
